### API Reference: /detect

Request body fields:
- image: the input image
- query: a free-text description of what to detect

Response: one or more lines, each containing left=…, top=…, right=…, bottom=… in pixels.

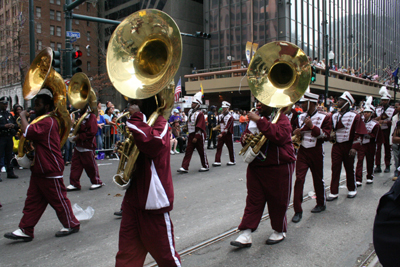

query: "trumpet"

left=292, top=134, right=302, bottom=150
left=212, top=124, right=221, bottom=131
left=329, top=131, right=337, bottom=144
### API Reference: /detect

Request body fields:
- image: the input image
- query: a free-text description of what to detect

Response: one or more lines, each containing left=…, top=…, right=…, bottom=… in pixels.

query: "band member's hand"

left=293, top=128, right=301, bottom=136
left=247, top=112, right=261, bottom=122
left=349, top=148, right=357, bottom=156
left=20, top=110, right=29, bottom=119
left=304, top=117, right=313, bottom=128
left=192, top=137, right=197, bottom=143
left=242, top=133, right=252, bottom=143
left=73, top=134, right=79, bottom=142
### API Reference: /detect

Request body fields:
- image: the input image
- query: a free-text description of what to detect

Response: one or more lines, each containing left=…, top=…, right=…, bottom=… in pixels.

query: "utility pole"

left=324, top=0, right=329, bottom=107
left=29, top=0, right=35, bottom=63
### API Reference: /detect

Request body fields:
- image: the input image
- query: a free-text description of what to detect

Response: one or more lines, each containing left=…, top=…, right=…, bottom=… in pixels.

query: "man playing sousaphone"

left=4, top=89, right=80, bottom=242
left=66, top=101, right=104, bottom=191
left=115, top=99, right=180, bottom=266
left=230, top=101, right=296, bottom=248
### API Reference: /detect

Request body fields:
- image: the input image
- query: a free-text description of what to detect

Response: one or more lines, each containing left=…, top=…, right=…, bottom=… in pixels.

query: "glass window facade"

left=205, top=0, right=400, bottom=76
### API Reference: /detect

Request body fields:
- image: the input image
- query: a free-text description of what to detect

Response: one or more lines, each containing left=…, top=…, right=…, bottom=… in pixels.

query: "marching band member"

left=4, top=90, right=80, bottom=242
left=327, top=92, right=368, bottom=201
left=178, top=92, right=209, bottom=173
left=207, top=105, right=217, bottom=149
left=116, top=100, right=181, bottom=266
left=291, top=90, right=332, bottom=223
left=230, top=101, right=295, bottom=248
left=66, top=103, right=104, bottom=191
left=355, top=97, right=383, bottom=186
left=212, top=101, right=236, bottom=166
left=374, top=86, right=397, bottom=173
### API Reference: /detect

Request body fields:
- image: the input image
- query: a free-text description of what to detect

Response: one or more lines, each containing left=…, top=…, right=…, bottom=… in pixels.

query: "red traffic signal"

left=72, top=50, right=82, bottom=59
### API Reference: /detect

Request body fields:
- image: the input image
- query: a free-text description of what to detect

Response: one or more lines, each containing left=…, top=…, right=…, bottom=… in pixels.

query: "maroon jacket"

left=24, top=116, right=64, bottom=177
left=124, top=112, right=174, bottom=214
left=218, top=113, right=234, bottom=137
left=75, top=113, right=97, bottom=150
left=293, top=111, right=332, bottom=147
left=242, top=115, right=296, bottom=167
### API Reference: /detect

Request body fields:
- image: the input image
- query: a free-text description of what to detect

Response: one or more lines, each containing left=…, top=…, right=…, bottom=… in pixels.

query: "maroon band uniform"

left=214, top=112, right=235, bottom=164
left=330, top=111, right=367, bottom=194
left=356, top=119, right=383, bottom=182
left=69, top=113, right=103, bottom=189
left=116, top=112, right=181, bottom=267
left=375, top=105, right=396, bottom=168
left=181, top=108, right=209, bottom=170
left=238, top=115, right=296, bottom=233
left=19, top=117, right=80, bottom=238
left=293, top=110, right=332, bottom=213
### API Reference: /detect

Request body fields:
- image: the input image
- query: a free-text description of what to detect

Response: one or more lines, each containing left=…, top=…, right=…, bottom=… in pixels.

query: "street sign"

left=66, top=31, right=81, bottom=38
left=70, top=37, right=77, bottom=43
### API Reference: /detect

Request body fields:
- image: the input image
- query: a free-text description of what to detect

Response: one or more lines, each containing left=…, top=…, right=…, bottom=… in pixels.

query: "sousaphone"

left=240, top=41, right=311, bottom=161
left=106, top=9, right=182, bottom=188
left=16, top=47, right=71, bottom=168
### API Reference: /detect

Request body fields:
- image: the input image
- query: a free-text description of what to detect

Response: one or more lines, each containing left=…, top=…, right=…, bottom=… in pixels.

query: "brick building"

left=0, top=0, right=99, bottom=108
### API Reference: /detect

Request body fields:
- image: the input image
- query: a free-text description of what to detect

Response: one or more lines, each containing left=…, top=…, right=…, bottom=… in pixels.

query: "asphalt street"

left=0, top=142, right=394, bottom=267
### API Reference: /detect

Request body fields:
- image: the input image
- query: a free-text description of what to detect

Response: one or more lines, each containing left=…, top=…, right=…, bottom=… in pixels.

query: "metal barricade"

left=95, top=124, right=126, bottom=159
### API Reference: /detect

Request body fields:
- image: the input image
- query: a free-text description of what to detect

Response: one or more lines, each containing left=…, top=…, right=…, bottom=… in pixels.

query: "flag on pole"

left=393, top=67, right=399, bottom=78
left=174, top=77, right=181, bottom=102
left=200, top=83, right=204, bottom=96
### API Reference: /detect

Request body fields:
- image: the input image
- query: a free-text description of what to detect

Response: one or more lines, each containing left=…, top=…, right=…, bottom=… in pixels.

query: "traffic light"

left=195, top=31, right=211, bottom=39
left=311, top=65, right=317, bottom=83
left=72, top=50, right=83, bottom=74
left=52, top=50, right=61, bottom=74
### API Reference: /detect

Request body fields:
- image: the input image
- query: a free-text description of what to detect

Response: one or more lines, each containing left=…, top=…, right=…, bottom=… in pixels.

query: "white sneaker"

left=1, top=167, right=5, bottom=173
left=227, top=162, right=236, bottom=166
left=347, top=191, right=357, bottom=198
left=19, top=166, right=23, bottom=170
left=170, top=150, right=175, bottom=155
left=199, top=167, right=209, bottom=172
left=66, top=185, right=79, bottom=191
left=177, top=167, right=188, bottom=173
left=90, top=184, right=103, bottom=190
left=230, top=229, right=252, bottom=248
left=356, top=181, right=362, bottom=187
left=174, top=150, right=179, bottom=154
left=366, top=179, right=373, bottom=184
left=266, top=231, right=286, bottom=245
left=212, top=162, right=221, bottom=167
left=12, top=229, right=31, bottom=237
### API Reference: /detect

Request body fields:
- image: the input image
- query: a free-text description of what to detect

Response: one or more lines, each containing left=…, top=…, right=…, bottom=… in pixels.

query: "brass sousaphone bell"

left=67, top=72, right=98, bottom=142
left=240, top=41, right=311, bottom=161
left=106, top=9, right=182, bottom=188
left=16, top=48, right=71, bottom=168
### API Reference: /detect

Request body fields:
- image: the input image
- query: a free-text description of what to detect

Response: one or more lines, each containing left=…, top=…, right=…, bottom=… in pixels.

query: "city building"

left=0, top=0, right=99, bottom=108
left=190, top=0, right=400, bottom=109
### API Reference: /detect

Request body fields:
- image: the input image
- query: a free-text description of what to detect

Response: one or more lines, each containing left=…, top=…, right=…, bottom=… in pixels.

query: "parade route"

left=0, top=143, right=393, bottom=266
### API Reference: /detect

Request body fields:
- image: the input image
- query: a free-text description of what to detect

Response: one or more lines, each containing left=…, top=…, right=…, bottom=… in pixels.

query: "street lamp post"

left=324, top=50, right=335, bottom=107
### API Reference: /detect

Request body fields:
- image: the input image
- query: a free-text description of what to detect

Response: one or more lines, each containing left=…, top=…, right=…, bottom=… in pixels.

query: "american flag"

left=174, top=77, right=181, bottom=102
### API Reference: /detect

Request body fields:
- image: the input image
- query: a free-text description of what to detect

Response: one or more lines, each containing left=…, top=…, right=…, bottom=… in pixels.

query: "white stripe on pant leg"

left=321, top=147, right=326, bottom=205
left=163, top=213, right=181, bottom=267
left=90, top=150, right=101, bottom=184
left=282, top=162, right=294, bottom=232
left=55, top=179, right=79, bottom=226
left=201, top=133, right=209, bottom=168
left=54, top=179, right=71, bottom=228
left=231, top=134, right=236, bottom=163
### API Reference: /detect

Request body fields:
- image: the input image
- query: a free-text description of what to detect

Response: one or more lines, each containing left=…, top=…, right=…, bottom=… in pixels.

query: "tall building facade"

left=97, top=0, right=204, bottom=107
left=0, top=0, right=99, bottom=108
left=204, top=0, right=400, bottom=76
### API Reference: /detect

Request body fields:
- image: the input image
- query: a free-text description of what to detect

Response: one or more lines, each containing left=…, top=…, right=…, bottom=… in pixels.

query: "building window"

left=56, top=11, right=61, bottom=21
left=0, top=0, right=3, bottom=9
left=50, top=0, right=54, bottom=3
left=50, top=42, right=55, bottom=50
left=75, top=45, right=80, bottom=51
left=87, top=31, right=90, bottom=41
left=57, top=43, right=62, bottom=51
left=87, top=47, right=90, bottom=56
left=75, top=19, right=79, bottom=24
left=36, top=23, right=41, bottom=33
left=37, top=40, right=42, bottom=50
left=56, top=0, right=61, bottom=5
left=50, top=10, right=54, bottom=20
left=87, top=3, right=90, bottom=12
left=56, top=26, right=61, bottom=36
left=87, top=61, right=91, bottom=71
left=50, top=25, right=55, bottom=35
left=36, top=7, right=41, bottom=17
left=86, top=21, right=90, bottom=26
